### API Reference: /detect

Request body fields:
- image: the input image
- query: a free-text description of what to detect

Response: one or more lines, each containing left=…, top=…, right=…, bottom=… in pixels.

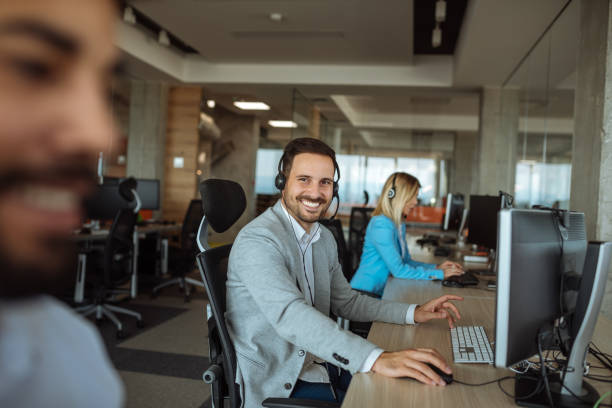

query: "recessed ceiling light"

left=158, top=30, right=170, bottom=46
left=233, top=101, right=270, bottom=110
left=206, top=99, right=216, bottom=108
left=269, top=12, right=284, bottom=22
left=268, top=120, right=297, bottom=128
left=123, top=7, right=136, bottom=25
left=432, top=24, right=442, bottom=48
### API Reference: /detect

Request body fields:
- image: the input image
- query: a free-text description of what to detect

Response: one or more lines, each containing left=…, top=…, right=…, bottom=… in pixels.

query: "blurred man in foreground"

left=0, top=1, right=123, bottom=406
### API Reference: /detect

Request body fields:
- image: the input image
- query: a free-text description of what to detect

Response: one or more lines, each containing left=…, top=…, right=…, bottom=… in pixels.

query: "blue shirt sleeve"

left=370, top=219, right=444, bottom=280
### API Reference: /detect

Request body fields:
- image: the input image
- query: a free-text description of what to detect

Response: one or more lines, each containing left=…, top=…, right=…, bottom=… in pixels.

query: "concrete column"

left=209, top=107, right=260, bottom=244
left=477, top=87, right=519, bottom=196
left=126, top=80, right=168, bottom=181
left=450, top=131, right=479, bottom=205
left=308, top=106, right=321, bottom=139
left=571, top=0, right=612, bottom=318
left=333, top=127, right=342, bottom=152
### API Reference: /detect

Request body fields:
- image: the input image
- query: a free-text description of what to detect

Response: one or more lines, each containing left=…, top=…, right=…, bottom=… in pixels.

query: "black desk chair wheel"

left=197, top=179, right=339, bottom=408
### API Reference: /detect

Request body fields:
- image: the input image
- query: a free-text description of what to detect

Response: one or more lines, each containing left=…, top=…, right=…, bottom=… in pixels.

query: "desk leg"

left=161, top=237, right=169, bottom=275
left=131, top=230, right=139, bottom=299
left=74, top=253, right=87, bottom=303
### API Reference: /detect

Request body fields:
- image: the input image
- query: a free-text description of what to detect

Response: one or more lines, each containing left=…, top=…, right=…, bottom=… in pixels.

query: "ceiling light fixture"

left=233, top=101, right=270, bottom=110
left=206, top=99, right=216, bottom=108
left=158, top=30, right=170, bottom=46
left=435, top=0, right=447, bottom=23
left=123, top=6, right=136, bottom=25
left=269, top=12, right=284, bottom=22
left=268, top=120, right=298, bottom=128
left=432, top=23, right=442, bottom=48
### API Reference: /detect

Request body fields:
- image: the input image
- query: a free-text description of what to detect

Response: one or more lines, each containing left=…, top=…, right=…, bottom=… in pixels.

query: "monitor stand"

left=515, top=374, right=599, bottom=408
left=515, top=241, right=611, bottom=408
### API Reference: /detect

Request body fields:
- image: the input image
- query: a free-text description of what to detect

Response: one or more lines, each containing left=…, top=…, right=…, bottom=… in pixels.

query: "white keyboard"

left=450, top=326, right=494, bottom=364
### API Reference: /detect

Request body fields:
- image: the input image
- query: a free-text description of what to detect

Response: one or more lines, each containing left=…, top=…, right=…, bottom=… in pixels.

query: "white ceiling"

left=130, top=0, right=415, bottom=65
left=121, top=0, right=577, bottom=147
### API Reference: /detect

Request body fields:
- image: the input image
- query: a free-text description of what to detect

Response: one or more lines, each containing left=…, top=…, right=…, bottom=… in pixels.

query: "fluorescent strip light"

left=233, top=101, right=270, bottom=110
left=268, top=120, right=298, bottom=128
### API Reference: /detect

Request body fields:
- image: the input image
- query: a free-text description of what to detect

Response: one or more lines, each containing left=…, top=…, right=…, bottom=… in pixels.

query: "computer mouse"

left=442, top=279, right=464, bottom=288
left=426, top=363, right=453, bottom=385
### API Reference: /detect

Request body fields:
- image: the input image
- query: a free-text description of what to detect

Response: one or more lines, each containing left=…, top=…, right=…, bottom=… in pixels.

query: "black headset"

left=387, top=172, right=398, bottom=200
left=275, top=151, right=340, bottom=217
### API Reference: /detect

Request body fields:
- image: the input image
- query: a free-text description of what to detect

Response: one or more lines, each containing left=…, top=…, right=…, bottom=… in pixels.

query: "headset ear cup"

left=275, top=173, right=286, bottom=191
left=387, top=188, right=395, bottom=199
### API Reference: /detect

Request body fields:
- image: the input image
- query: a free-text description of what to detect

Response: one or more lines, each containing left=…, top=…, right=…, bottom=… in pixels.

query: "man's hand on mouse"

left=414, top=294, right=463, bottom=328
left=371, top=348, right=451, bottom=386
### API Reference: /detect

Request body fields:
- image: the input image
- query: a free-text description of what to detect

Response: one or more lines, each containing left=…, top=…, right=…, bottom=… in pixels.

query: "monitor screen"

left=494, top=209, right=587, bottom=368
left=467, top=195, right=502, bottom=250
left=135, top=178, right=160, bottom=210
left=442, top=193, right=464, bottom=231
left=84, top=181, right=130, bottom=220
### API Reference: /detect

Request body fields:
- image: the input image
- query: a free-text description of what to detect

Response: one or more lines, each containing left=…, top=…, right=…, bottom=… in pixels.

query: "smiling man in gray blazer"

left=227, top=138, right=462, bottom=407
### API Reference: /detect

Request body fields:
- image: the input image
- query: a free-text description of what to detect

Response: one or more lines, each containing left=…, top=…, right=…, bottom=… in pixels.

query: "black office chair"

left=76, top=178, right=143, bottom=338
left=196, top=179, right=339, bottom=408
left=348, top=207, right=374, bottom=273
left=152, top=199, right=205, bottom=302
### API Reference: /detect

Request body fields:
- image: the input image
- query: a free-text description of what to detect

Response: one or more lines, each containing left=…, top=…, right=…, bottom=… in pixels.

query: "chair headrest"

left=119, top=177, right=137, bottom=201
left=199, top=179, right=246, bottom=233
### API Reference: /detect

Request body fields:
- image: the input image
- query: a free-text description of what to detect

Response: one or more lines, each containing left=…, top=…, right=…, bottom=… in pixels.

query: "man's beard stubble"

left=0, top=235, right=78, bottom=299
left=289, top=193, right=331, bottom=224
left=0, top=158, right=96, bottom=299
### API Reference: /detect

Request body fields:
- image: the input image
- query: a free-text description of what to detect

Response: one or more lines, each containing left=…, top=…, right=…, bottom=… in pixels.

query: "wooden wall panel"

left=162, top=86, right=201, bottom=222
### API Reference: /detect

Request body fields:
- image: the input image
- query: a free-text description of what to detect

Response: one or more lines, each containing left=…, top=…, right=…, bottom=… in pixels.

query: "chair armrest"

left=262, top=398, right=340, bottom=408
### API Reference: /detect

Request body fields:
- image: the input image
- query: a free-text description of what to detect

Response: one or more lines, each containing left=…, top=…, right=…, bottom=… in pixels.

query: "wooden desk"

left=342, top=272, right=612, bottom=407
left=71, top=223, right=182, bottom=302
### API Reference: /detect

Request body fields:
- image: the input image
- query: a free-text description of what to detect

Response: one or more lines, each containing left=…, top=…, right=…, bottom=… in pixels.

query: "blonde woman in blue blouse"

left=351, top=172, right=464, bottom=297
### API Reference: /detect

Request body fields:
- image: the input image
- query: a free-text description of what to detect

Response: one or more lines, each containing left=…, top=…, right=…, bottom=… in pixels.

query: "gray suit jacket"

left=226, top=200, right=410, bottom=407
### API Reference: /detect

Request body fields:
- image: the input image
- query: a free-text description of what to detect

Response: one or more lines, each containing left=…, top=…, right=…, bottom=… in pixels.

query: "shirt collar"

left=280, top=200, right=321, bottom=245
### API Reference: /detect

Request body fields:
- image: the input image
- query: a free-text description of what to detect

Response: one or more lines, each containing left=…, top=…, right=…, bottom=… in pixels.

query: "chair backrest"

left=348, top=207, right=374, bottom=272
left=319, top=218, right=353, bottom=282
left=196, top=244, right=240, bottom=408
left=104, top=208, right=137, bottom=285
left=197, top=179, right=247, bottom=251
left=182, top=199, right=204, bottom=254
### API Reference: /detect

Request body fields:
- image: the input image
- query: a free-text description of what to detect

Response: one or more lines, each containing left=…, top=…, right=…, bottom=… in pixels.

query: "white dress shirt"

left=280, top=203, right=418, bottom=382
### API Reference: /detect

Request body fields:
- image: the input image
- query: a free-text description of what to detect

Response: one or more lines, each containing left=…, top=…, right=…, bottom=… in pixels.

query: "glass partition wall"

left=502, top=1, right=577, bottom=209
left=255, top=89, right=450, bottom=215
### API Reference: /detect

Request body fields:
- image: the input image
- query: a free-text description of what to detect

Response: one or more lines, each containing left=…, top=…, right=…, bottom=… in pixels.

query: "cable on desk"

left=452, top=376, right=513, bottom=387
left=595, top=391, right=612, bottom=408
left=590, top=342, right=612, bottom=371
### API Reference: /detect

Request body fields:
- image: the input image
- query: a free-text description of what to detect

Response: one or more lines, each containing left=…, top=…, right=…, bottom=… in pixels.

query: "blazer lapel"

left=312, top=240, right=331, bottom=315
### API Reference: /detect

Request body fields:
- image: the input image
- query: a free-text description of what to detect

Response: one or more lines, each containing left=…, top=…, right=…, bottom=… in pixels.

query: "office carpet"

left=84, top=275, right=213, bottom=408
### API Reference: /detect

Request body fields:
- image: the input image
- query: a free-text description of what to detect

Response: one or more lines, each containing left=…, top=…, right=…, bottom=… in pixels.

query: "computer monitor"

left=85, top=180, right=131, bottom=220
left=442, top=193, right=464, bottom=231
left=494, top=209, right=609, bottom=407
left=134, top=178, right=160, bottom=210
left=467, top=195, right=502, bottom=250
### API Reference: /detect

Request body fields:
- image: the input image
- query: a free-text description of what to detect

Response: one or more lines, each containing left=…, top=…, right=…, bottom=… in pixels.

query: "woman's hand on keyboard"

left=437, top=260, right=464, bottom=279
left=371, top=348, right=451, bottom=386
left=414, top=294, right=463, bottom=328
